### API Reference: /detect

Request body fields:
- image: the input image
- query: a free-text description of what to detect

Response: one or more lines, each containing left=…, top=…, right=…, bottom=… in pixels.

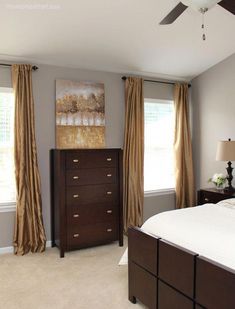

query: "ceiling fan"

left=160, top=0, right=235, bottom=25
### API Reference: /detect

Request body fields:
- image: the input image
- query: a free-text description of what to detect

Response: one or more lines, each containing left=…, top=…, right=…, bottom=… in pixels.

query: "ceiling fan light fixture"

left=181, top=0, right=220, bottom=11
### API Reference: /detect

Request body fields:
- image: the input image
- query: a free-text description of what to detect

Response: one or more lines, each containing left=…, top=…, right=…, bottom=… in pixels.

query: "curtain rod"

left=0, top=63, right=38, bottom=71
left=122, top=76, right=191, bottom=88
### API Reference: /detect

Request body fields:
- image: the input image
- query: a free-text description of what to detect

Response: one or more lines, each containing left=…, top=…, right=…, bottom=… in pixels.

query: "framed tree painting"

left=56, top=79, right=105, bottom=148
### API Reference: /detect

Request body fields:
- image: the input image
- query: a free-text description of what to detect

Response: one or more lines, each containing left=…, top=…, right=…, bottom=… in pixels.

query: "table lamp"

left=216, top=139, right=235, bottom=192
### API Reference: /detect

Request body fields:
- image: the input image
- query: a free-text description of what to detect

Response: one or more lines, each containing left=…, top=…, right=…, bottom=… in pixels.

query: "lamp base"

left=224, top=186, right=235, bottom=193
left=225, top=161, right=235, bottom=193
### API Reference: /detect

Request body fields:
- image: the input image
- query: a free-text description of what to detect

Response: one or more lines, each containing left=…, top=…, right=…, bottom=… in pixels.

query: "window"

left=0, top=88, right=16, bottom=206
left=144, top=99, right=175, bottom=192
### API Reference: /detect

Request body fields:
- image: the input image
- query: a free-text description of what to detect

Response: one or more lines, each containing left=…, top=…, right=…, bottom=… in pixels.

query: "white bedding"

left=141, top=199, right=235, bottom=270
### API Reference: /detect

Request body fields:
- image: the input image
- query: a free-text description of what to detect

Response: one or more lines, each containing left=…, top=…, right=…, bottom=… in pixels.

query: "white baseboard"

left=0, top=246, right=14, bottom=254
left=46, top=240, right=52, bottom=248
left=0, top=240, right=52, bottom=255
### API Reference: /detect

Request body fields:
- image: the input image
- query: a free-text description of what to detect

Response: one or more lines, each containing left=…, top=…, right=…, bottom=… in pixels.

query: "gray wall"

left=0, top=64, right=175, bottom=248
left=192, top=53, right=235, bottom=190
left=143, top=192, right=175, bottom=221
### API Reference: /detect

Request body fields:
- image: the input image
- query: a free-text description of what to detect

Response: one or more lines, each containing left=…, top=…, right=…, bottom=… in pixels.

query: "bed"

left=128, top=199, right=235, bottom=309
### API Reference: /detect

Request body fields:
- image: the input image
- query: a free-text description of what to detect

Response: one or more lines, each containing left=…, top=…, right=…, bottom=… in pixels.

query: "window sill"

left=0, top=203, right=16, bottom=213
left=144, top=188, right=175, bottom=197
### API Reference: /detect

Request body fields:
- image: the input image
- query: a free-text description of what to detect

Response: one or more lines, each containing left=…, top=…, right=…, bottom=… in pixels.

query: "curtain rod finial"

left=122, top=76, right=127, bottom=81
left=32, top=65, right=38, bottom=71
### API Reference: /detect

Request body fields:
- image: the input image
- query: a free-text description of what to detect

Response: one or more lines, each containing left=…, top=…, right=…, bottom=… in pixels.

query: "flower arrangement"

left=208, top=173, right=227, bottom=189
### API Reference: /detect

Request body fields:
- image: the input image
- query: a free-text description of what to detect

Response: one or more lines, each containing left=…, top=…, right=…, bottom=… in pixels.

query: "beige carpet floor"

left=0, top=241, right=146, bottom=309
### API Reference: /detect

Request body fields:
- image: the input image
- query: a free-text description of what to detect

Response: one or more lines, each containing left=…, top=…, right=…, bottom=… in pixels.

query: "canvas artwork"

left=56, top=79, right=105, bottom=148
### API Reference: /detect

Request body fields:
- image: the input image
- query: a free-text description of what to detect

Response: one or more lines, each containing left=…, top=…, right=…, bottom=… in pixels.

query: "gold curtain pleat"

left=174, top=83, right=195, bottom=209
left=123, top=77, right=144, bottom=232
left=12, top=64, right=46, bottom=255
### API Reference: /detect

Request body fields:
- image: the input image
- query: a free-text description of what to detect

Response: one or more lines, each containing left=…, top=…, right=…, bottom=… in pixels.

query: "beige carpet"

left=0, top=241, right=145, bottom=309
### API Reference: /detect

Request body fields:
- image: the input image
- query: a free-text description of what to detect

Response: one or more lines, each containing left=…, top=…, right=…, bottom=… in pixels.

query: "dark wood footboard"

left=128, top=226, right=235, bottom=309
left=128, top=227, right=158, bottom=275
left=128, top=227, right=159, bottom=308
left=158, top=239, right=197, bottom=299
left=196, top=256, right=235, bottom=309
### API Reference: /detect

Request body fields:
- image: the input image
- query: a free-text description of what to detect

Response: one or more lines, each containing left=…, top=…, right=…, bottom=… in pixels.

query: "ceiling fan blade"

left=159, top=2, right=188, bottom=25
left=218, top=0, right=235, bottom=15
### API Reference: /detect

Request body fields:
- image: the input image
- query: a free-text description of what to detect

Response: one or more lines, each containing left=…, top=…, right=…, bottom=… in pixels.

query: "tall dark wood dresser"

left=50, top=148, right=123, bottom=257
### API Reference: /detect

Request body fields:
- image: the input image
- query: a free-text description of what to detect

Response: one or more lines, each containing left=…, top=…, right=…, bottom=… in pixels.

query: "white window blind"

left=0, top=88, right=16, bottom=205
left=144, top=99, right=175, bottom=192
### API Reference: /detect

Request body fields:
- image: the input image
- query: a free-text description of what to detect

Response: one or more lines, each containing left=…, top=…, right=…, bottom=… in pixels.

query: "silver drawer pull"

left=107, top=174, right=112, bottom=177
left=73, top=159, right=79, bottom=163
left=73, top=194, right=79, bottom=198
left=106, top=158, right=112, bottom=161
left=73, top=214, right=79, bottom=218
left=107, top=191, right=112, bottom=195
left=204, top=198, right=209, bottom=202
left=107, top=210, right=113, bottom=214
left=73, top=233, right=79, bottom=238
left=73, top=176, right=79, bottom=180
left=107, top=229, right=112, bottom=232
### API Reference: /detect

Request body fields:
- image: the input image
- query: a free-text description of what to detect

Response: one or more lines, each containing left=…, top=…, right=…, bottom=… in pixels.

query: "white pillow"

left=217, top=198, right=235, bottom=209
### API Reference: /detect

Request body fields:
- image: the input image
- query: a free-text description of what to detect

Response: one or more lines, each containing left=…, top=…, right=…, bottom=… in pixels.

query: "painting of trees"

left=56, top=80, right=105, bottom=148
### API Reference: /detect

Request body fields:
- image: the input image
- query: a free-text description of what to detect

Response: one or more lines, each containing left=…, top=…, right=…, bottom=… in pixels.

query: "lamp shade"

left=181, top=0, right=220, bottom=10
left=216, top=140, right=235, bottom=161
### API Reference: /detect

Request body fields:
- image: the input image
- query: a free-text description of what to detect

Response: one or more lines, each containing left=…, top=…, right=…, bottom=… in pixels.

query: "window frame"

left=0, top=87, right=16, bottom=212
left=144, top=98, right=175, bottom=196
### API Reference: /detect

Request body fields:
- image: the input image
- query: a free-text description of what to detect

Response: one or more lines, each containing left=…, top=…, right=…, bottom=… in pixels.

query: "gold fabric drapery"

left=174, top=83, right=195, bottom=209
left=123, top=77, right=144, bottom=232
left=12, top=64, right=46, bottom=255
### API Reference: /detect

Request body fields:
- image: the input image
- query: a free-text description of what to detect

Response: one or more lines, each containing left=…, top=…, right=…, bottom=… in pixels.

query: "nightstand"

left=197, top=188, right=235, bottom=205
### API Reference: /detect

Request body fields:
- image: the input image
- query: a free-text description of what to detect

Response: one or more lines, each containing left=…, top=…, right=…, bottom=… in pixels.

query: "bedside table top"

left=199, top=188, right=235, bottom=197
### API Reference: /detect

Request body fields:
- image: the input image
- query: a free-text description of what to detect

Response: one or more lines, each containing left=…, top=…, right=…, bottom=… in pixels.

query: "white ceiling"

left=0, top=0, right=235, bottom=80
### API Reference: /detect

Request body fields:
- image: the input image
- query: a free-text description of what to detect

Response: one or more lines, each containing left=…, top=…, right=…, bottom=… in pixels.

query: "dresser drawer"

left=66, top=168, right=117, bottom=186
left=68, top=204, right=118, bottom=226
left=67, top=222, right=118, bottom=248
left=66, top=184, right=118, bottom=206
left=66, top=151, right=117, bottom=169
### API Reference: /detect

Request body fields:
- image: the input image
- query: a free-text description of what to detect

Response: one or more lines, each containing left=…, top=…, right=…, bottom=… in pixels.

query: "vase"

left=215, top=184, right=225, bottom=191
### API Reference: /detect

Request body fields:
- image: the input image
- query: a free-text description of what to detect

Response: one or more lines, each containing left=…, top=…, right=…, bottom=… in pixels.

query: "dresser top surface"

left=51, top=148, right=122, bottom=152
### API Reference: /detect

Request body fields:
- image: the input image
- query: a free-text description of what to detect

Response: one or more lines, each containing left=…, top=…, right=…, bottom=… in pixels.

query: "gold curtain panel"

left=12, top=64, right=46, bottom=255
left=123, top=77, right=144, bottom=231
left=174, top=83, right=195, bottom=208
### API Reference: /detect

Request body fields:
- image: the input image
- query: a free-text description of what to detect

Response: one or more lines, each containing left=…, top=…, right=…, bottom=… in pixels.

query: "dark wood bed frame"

left=128, top=226, right=235, bottom=309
